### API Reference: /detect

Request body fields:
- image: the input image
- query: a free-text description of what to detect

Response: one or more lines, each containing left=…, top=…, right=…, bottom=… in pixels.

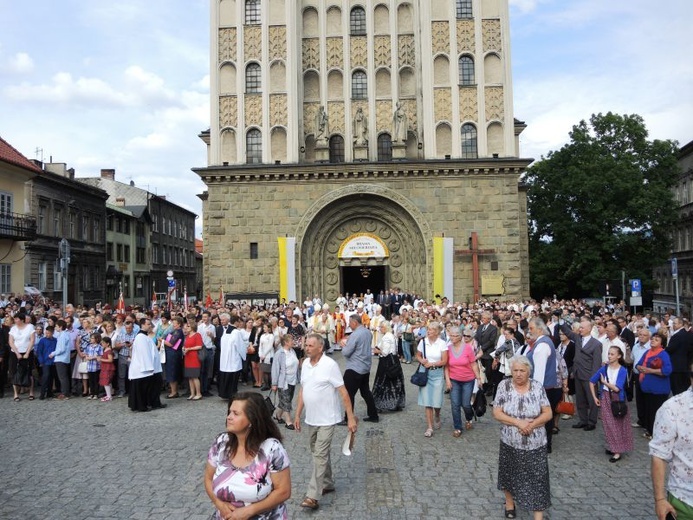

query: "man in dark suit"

left=475, top=310, right=498, bottom=396
left=617, top=316, right=635, bottom=348
left=391, top=288, right=403, bottom=316
left=561, top=317, right=602, bottom=430
left=667, top=317, right=693, bottom=395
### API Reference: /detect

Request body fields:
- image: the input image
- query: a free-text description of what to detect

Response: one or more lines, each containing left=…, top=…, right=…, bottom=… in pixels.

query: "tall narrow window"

left=246, top=129, right=262, bottom=164
left=377, top=133, right=393, bottom=161
left=38, top=262, right=47, bottom=291
left=461, top=123, right=478, bottom=159
left=0, top=264, right=10, bottom=293
left=250, top=242, right=259, bottom=259
left=352, top=70, right=367, bottom=99
left=329, top=135, right=345, bottom=163
left=245, top=0, right=261, bottom=24
left=246, top=63, right=261, bottom=93
left=350, top=7, right=366, bottom=35
left=459, top=55, right=475, bottom=85
left=456, top=0, right=473, bottom=19
left=38, top=205, right=46, bottom=234
left=53, top=207, right=62, bottom=237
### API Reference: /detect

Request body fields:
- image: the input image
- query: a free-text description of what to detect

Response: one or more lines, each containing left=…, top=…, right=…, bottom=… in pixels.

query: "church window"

left=246, top=129, right=262, bottom=164
left=456, top=0, right=473, bottom=19
left=245, top=63, right=261, bottom=93
left=459, top=55, right=475, bottom=85
left=245, top=0, right=261, bottom=24
left=377, top=133, right=393, bottom=161
left=461, top=123, right=478, bottom=159
left=350, top=7, right=366, bottom=35
left=329, top=135, right=345, bottom=163
left=352, top=70, right=367, bottom=99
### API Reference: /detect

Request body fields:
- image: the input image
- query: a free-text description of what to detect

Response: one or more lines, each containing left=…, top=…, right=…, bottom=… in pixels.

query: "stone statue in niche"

left=393, top=101, right=408, bottom=143
left=316, top=105, right=328, bottom=143
left=353, top=107, right=368, bottom=145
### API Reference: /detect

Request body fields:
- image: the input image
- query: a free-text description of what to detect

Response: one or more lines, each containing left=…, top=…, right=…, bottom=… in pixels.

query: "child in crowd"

left=98, top=336, right=115, bottom=402
left=84, top=332, right=103, bottom=400
left=36, top=325, right=57, bottom=400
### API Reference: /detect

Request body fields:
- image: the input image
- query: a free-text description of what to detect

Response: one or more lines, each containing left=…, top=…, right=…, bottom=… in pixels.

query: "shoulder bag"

left=410, top=339, right=429, bottom=387
left=607, top=370, right=627, bottom=418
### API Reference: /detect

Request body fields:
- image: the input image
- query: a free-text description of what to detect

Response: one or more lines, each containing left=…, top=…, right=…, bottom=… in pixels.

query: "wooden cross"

left=455, top=232, right=496, bottom=302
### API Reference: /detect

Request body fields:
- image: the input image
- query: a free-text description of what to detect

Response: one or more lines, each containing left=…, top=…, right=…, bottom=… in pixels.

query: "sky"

left=1, top=0, right=691, bottom=238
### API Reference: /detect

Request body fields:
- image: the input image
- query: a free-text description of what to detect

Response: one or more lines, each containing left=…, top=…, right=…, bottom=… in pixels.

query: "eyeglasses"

left=463, top=335, right=472, bottom=338
left=125, top=321, right=133, bottom=325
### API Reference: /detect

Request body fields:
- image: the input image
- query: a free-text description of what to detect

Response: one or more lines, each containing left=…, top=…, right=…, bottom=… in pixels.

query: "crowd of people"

left=1, top=291, right=691, bottom=519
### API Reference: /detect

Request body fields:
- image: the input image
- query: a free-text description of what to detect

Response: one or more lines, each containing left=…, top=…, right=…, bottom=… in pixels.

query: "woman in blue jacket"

left=635, top=332, right=672, bottom=440
left=590, top=346, right=634, bottom=462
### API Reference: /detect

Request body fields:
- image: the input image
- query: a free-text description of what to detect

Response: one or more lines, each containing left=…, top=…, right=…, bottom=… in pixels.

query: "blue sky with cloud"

left=1, top=0, right=691, bottom=237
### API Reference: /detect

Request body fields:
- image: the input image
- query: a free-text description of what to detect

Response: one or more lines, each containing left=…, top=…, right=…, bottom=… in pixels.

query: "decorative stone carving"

left=327, top=102, right=345, bottom=135
left=269, top=94, right=288, bottom=127
left=485, top=86, right=504, bottom=121
left=434, top=88, right=451, bottom=123
left=303, top=102, right=320, bottom=135
left=398, top=35, right=415, bottom=67
left=269, top=27, right=287, bottom=60
left=456, top=20, right=475, bottom=53
left=431, top=22, right=449, bottom=55
left=315, top=105, right=329, bottom=142
left=393, top=101, right=408, bottom=143
left=374, top=36, right=391, bottom=67
left=482, top=20, right=502, bottom=53
left=326, top=37, right=343, bottom=69
left=219, top=95, right=237, bottom=128
left=218, top=28, right=237, bottom=63
left=245, top=95, right=263, bottom=126
left=352, top=106, right=368, bottom=145
left=459, top=86, right=478, bottom=123
left=302, top=38, right=320, bottom=70
left=244, top=26, right=262, bottom=61
left=350, top=37, right=367, bottom=68
left=376, top=101, right=390, bottom=133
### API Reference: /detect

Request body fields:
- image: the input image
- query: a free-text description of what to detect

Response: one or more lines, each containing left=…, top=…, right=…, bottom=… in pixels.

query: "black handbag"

left=410, top=339, right=429, bottom=387
left=264, top=390, right=276, bottom=415
left=607, top=371, right=628, bottom=418
left=197, top=347, right=207, bottom=363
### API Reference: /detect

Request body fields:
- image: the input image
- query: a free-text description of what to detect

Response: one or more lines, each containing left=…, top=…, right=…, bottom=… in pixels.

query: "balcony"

left=0, top=211, right=37, bottom=241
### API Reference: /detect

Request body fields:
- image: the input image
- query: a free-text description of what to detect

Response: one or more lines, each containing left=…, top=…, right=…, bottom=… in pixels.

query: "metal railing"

left=0, top=211, right=37, bottom=241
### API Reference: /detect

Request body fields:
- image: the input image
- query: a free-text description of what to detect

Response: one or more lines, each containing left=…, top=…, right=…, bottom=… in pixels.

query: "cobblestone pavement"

left=0, top=354, right=657, bottom=520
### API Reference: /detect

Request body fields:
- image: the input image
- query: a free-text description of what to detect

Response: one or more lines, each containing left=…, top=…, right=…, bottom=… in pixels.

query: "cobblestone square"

left=0, top=354, right=655, bottom=520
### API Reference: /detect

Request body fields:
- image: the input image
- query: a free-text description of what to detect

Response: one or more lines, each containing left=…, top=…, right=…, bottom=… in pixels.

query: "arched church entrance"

left=299, top=193, right=427, bottom=303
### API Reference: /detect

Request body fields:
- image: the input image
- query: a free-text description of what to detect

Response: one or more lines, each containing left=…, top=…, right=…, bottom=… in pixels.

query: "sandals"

left=433, top=418, right=442, bottom=430
left=452, top=430, right=462, bottom=438
left=505, top=507, right=516, bottom=518
left=166, top=393, right=180, bottom=399
left=465, top=421, right=473, bottom=431
left=300, top=497, right=319, bottom=510
left=13, top=397, right=20, bottom=402
left=285, top=424, right=295, bottom=430
left=100, top=396, right=112, bottom=402
left=424, top=428, right=433, bottom=438
left=28, top=396, right=35, bottom=401
left=552, top=426, right=560, bottom=434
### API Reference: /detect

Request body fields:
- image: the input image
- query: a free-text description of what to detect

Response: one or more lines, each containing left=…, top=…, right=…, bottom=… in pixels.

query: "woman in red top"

left=182, top=321, right=203, bottom=400
left=445, top=326, right=483, bottom=437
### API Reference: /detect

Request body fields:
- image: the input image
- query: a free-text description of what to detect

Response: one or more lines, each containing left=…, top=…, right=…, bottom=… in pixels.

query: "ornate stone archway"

left=297, top=185, right=429, bottom=302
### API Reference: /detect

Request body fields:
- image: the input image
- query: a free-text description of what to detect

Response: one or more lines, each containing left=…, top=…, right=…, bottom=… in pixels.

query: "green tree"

left=526, top=112, right=680, bottom=298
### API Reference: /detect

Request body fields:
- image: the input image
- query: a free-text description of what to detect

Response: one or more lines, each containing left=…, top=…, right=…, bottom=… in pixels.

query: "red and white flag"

left=116, top=284, right=126, bottom=314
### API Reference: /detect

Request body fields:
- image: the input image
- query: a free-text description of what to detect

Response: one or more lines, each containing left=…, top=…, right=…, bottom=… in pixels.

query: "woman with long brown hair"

left=204, top=392, right=291, bottom=519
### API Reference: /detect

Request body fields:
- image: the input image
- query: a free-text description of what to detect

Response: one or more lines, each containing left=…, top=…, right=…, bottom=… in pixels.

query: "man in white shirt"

left=295, top=333, right=357, bottom=511
left=601, top=322, right=626, bottom=364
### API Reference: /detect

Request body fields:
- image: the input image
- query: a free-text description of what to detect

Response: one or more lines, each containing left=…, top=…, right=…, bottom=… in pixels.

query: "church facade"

left=195, top=0, right=531, bottom=304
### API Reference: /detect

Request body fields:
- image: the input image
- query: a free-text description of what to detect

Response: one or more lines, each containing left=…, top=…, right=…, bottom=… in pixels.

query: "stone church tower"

left=196, top=0, right=531, bottom=304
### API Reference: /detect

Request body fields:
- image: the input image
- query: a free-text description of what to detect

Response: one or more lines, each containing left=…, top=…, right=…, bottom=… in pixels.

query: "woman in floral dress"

left=204, top=392, right=291, bottom=520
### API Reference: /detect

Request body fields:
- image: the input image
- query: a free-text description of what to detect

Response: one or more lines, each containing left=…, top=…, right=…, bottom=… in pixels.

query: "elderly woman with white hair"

left=415, top=321, right=448, bottom=437
left=372, top=320, right=405, bottom=412
left=493, top=355, right=553, bottom=519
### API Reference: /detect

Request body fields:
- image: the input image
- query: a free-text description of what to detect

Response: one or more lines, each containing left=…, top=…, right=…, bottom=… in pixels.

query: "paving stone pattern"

left=0, top=355, right=656, bottom=519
